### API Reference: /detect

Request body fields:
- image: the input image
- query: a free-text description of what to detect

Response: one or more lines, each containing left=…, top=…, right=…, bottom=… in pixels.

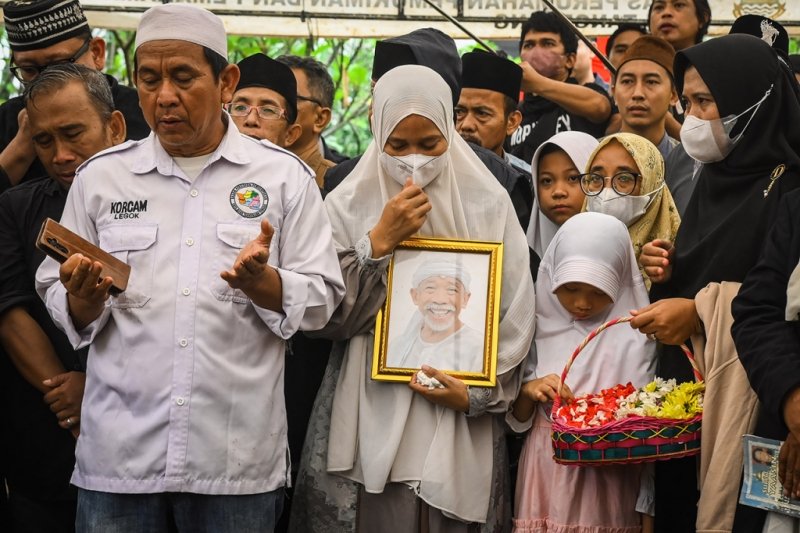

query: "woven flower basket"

left=550, top=316, right=703, bottom=466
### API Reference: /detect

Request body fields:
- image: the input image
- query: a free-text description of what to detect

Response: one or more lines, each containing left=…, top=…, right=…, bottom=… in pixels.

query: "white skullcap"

left=412, top=260, right=471, bottom=292
left=551, top=258, right=620, bottom=303
left=135, top=3, right=227, bottom=60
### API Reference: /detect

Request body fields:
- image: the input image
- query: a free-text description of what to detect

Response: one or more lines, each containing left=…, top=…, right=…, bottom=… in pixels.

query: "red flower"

left=555, top=383, right=636, bottom=428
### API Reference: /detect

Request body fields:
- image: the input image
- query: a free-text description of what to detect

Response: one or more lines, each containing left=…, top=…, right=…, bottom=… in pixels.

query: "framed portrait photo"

left=372, top=237, right=503, bottom=387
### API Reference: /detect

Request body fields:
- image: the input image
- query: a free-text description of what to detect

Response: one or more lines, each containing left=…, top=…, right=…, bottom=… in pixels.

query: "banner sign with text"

left=1, top=0, right=796, bottom=39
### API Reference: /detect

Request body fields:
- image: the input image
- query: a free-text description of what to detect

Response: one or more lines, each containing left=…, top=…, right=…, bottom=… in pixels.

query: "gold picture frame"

left=371, top=236, right=503, bottom=387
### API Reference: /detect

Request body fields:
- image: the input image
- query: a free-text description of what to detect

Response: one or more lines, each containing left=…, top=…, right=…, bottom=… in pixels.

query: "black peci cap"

left=460, top=49, right=522, bottom=102
left=236, top=53, right=298, bottom=124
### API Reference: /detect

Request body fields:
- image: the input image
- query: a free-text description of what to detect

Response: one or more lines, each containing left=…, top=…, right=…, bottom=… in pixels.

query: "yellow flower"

left=657, top=381, right=704, bottom=419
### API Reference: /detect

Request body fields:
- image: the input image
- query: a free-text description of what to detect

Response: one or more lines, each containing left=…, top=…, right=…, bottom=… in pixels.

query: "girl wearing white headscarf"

left=510, top=212, right=657, bottom=533
left=290, top=65, right=535, bottom=532
left=526, top=131, right=599, bottom=277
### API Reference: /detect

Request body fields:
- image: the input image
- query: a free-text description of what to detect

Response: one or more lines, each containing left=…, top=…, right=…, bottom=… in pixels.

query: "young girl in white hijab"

left=510, top=212, right=657, bottom=533
left=526, top=132, right=598, bottom=280
left=290, top=65, right=535, bottom=532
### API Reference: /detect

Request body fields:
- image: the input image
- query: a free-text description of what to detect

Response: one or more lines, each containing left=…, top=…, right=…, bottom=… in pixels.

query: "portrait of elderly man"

left=388, top=259, right=485, bottom=372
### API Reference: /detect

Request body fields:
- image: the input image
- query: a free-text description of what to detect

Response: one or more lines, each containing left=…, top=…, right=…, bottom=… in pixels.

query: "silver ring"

left=647, top=333, right=657, bottom=342
left=66, top=417, right=73, bottom=427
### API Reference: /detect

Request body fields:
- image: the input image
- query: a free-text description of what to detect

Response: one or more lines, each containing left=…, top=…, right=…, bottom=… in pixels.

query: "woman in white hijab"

left=526, top=131, right=598, bottom=280
left=290, top=65, right=536, bottom=532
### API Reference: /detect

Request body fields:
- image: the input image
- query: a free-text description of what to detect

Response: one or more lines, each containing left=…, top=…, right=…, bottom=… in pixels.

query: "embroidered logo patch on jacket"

left=229, top=183, right=269, bottom=218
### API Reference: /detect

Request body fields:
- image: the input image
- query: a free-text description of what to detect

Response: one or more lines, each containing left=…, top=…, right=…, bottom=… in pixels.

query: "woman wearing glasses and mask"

left=580, top=132, right=680, bottom=289
left=628, top=34, right=800, bottom=533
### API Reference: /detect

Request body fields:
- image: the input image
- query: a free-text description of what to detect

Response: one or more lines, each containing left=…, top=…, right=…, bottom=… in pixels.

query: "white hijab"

left=525, top=131, right=599, bottom=258
left=530, top=212, right=656, bottom=396
left=324, top=65, right=535, bottom=523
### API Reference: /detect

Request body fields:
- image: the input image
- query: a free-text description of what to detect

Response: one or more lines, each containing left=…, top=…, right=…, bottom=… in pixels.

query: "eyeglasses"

left=579, top=171, right=642, bottom=196
left=10, top=38, right=92, bottom=83
left=296, top=94, right=325, bottom=107
left=227, top=103, right=287, bottom=121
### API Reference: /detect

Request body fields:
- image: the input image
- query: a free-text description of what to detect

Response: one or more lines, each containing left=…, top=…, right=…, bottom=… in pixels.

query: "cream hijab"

left=531, top=212, right=656, bottom=397
left=582, top=132, right=681, bottom=286
left=526, top=131, right=599, bottom=257
left=323, top=65, right=535, bottom=523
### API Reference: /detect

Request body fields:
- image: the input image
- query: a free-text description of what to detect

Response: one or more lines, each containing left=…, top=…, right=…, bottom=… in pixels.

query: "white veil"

left=526, top=131, right=599, bottom=258
left=323, top=65, right=535, bottom=522
left=530, top=212, right=656, bottom=395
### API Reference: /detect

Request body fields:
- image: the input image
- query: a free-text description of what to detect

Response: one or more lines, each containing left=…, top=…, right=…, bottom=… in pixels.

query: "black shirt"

left=0, top=177, right=86, bottom=500
left=730, top=188, right=800, bottom=532
left=509, top=78, right=610, bottom=165
left=0, top=73, right=149, bottom=192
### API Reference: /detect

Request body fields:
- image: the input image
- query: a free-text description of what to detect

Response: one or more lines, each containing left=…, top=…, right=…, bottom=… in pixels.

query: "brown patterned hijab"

left=583, top=132, right=681, bottom=286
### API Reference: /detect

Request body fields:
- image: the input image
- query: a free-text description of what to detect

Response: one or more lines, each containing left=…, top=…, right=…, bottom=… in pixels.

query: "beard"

left=422, top=303, right=457, bottom=332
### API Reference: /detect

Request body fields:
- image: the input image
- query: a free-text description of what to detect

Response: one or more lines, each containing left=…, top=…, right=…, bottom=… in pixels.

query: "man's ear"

left=89, top=37, right=107, bottom=70
left=669, top=85, right=679, bottom=107
left=461, top=291, right=471, bottom=309
left=505, top=110, right=522, bottom=137
left=410, top=288, right=419, bottom=306
left=219, top=64, right=241, bottom=105
left=313, top=106, right=332, bottom=134
left=108, top=110, right=127, bottom=145
left=282, top=123, right=303, bottom=149
left=563, top=52, right=577, bottom=72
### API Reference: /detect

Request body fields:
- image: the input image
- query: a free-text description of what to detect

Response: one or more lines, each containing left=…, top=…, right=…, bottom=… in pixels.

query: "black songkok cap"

left=372, top=28, right=461, bottom=106
left=4, top=0, right=90, bottom=52
left=236, top=53, right=298, bottom=124
left=461, top=50, right=522, bottom=102
left=729, top=14, right=789, bottom=57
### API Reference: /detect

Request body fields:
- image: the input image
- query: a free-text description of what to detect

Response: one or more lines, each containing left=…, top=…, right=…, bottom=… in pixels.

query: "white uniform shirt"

left=36, top=121, right=345, bottom=495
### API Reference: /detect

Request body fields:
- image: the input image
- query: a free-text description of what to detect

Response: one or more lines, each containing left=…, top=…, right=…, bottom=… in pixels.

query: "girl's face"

left=536, top=148, right=585, bottom=225
left=588, top=141, right=643, bottom=196
left=554, top=282, right=613, bottom=320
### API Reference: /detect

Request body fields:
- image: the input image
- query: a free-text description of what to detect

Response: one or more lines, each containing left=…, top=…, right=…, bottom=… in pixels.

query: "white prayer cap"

left=412, top=260, right=471, bottom=292
left=551, top=258, right=620, bottom=303
left=135, top=3, right=227, bottom=60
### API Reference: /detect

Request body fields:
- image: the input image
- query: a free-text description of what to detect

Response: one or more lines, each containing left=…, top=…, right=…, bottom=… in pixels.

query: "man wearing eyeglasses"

left=0, top=0, right=149, bottom=192
left=228, top=54, right=302, bottom=148
left=276, top=55, right=336, bottom=189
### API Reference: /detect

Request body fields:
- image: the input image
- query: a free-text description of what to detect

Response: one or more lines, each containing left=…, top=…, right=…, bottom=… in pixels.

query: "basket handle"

left=550, top=315, right=701, bottom=412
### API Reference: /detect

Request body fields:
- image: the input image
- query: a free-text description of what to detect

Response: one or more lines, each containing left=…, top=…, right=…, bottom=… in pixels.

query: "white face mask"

left=680, top=85, right=772, bottom=164
left=585, top=184, right=663, bottom=227
left=379, top=152, right=446, bottom=188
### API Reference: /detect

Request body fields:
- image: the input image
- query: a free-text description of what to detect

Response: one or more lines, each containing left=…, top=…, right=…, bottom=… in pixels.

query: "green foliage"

left=0, top=27, right=19, bottom=102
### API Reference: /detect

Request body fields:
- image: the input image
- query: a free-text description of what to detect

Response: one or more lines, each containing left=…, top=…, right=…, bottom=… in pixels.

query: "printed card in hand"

left=740, top=434, right=800, bottom=518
